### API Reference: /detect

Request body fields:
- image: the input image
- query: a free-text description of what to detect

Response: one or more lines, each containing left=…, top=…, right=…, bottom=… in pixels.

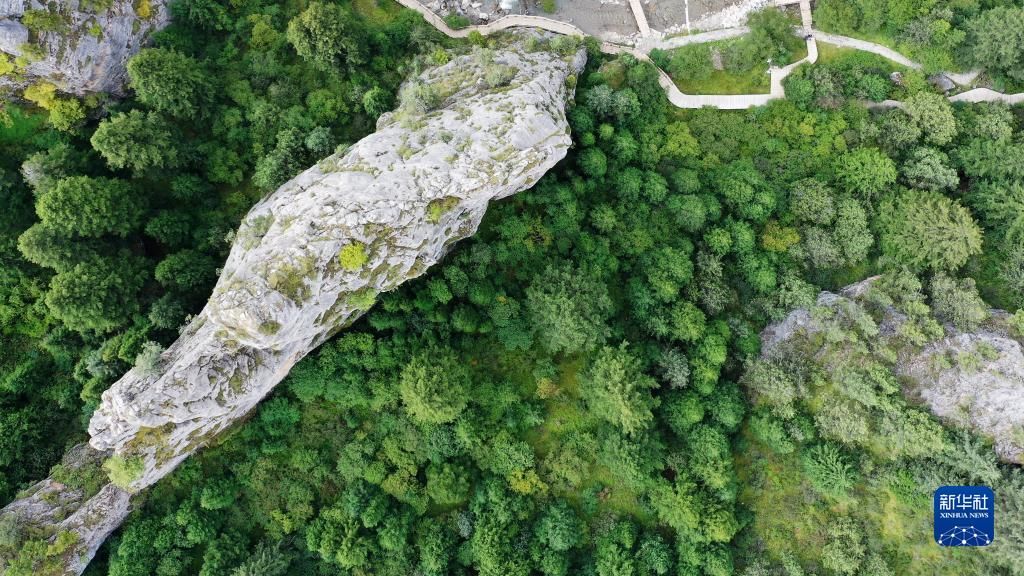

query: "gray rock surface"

left=759, top=276, right=877, bottom=355
left=0, top=445, right=131, bottom=574
left=1, top=32, right=584, bottom=575
left=897, top=324, right=1024, bottom=464
left=762, top=277, right=1024, bottom=464
left=0, top=0, right=170, bottom=95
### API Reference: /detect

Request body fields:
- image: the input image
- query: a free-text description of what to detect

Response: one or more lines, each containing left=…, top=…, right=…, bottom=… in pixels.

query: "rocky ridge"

left=0, top=31, right=585, bottom=574
left=0, top=0, right=169, bottom=94
left=762, top=277, right=1024, bottom=464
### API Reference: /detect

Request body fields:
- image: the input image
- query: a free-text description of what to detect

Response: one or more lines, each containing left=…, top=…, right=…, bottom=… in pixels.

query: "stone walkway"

left=636, top=25, right=749, bottom=52
left=397, top=0, right=1024, bottom=109
left=629, top=0, right=653, bottom=36
left=811, top=30, right=918, bottom=69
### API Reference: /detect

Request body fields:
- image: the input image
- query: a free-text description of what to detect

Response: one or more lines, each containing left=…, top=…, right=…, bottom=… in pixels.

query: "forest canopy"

left=2, top=0, right=1024, bottom=575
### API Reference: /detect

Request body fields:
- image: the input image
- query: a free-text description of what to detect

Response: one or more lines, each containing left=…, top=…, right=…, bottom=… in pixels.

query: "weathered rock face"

left=1, top=31, right=584, bottom=574
left=763, top=277, right=1024, bottom=464
left=896, top=319, right=1024, bottom=464
left=0, top=0, right=169, bottom=94
left=0, top=446, right=131, bottom=574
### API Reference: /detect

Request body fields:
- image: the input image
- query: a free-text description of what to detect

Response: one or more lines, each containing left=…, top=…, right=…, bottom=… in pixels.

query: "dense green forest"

left=2, top=0, right=1024, bottom=574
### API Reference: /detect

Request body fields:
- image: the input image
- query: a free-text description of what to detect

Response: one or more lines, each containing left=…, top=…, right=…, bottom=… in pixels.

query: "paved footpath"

left=811, top=30, right=919, bottom=69
left=629, top=0, right=653, bottom=37
left=397, top=0, right=1024, bottom=110
left=637, top=26, right=749, bottom=52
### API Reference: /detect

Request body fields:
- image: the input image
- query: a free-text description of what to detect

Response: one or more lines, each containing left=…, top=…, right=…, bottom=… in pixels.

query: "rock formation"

left=897, top=316, right=1024, bottom=464
left=762, top=276, right=1024, bottom=464
left=0, top=31, right=585, bottom=574
left=0, top=0, right=170, bottom=95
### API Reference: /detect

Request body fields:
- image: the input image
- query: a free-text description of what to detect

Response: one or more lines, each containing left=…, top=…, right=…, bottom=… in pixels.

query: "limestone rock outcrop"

left=0, top=446, right=130, bottom=574
left=0, top=31, right=584, bottom=574
left=896, top=319, right=1024, bottom=464
left=762, top=277, right=1024, bottom=464
left=0, top=0, right=170, bottom=95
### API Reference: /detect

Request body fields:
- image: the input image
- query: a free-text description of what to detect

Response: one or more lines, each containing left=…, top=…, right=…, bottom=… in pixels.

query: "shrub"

left=444, top=13, right=471, bottom=29
left=134, top=341, right=165, bottom=377
left=104, top=455, right=145, bottom=489
left=802, top=443, right=856, bottom=498
left=338, top=242, right=368, bottom=270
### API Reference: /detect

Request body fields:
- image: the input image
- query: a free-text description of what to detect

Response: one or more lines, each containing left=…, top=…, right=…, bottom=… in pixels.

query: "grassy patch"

left=104, top=454, right=145, bottom=489
left=674, top=66, right=772, bottom=95
left=353, top=0, right=403, bottom=26
left=662, top=40, right=807, bottom=95
left=735, top=428, right=979, bottom=574
left=338, top=242, right=368, bottom=271
left=0, top=106, right=47, bottom=145
left=815, top=41, right=903, bottom=73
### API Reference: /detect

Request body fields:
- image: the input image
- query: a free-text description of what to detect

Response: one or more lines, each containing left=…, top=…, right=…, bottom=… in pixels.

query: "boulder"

left=929, top=73, right=956, bottom=93
left=897, top=321, right=1024, bottom=464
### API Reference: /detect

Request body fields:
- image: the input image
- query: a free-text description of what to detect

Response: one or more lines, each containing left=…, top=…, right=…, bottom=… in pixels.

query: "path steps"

left=397, top=0, right=1024, bottom=110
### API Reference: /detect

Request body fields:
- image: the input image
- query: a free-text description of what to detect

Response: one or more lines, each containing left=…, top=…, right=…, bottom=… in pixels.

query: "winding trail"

left=806, top=29, right=983, bottom=86
left=397, top=0, right=1024, bottom=109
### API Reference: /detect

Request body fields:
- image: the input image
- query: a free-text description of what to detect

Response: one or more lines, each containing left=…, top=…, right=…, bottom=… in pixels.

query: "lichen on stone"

left=0, top=0, right=171, bottom=95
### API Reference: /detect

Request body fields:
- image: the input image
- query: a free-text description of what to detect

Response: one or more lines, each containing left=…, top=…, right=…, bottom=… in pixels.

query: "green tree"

left=417, top=521, right=455, bottom=576
left=534, top=499, right=581, bottom=552
left=425, top=462, right=471, bottom=506
left=525, top=264, right=613, bottom=355
left=904, top=92, right=957, bottom=146
left=742, top=7, right=803, bottom=65
left=821, top=518, right=865, bottom=575
left=362, top=86, right=392, bottom=117
left=286, top=2, right=365, bottom=70
left=833, top=148, right=896, bottom=201
left=930, top=274, right=988, bottom=331
left=579, top=148, right=608, bottom=178
left=878, top=190, right=982, bottom=271
left=582, top=343, right=659, bottom=436
left=45, top=257, right=145, bottom=333
left=968, top=7, right=1024, bottom=83
left=231, top=542, right=290, bottom=576
left=399, top=350, right=471, bottom=425
left=801, top=443, right=856, bottom=499
left=90, top=110, right=181, bottom=172
left=877, top=108, right=921, bottom=153
left=900, top=147, right=958, bottom=191
left=154, top=249, right=218, bottom=292
left=127, top=48, right=212, bottom=118
left=789, top=178, right=835, bottom=225
left=36, top=176, right=143, bottom=238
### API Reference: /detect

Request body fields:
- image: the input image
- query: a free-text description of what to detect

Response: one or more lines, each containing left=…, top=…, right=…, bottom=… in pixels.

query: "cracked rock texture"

left=0, top=445, right=131, bottom=574
left=896, top=318, right=1024, bottom=464
left=763, top=277, right=1024, bottom=464
left=1, top=32, right=584, bottom=575
left=0, top=0, right=169, bottom=94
